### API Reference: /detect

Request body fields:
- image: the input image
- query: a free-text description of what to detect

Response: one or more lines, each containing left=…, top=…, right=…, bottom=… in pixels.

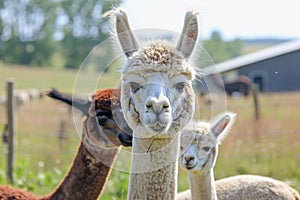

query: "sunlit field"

left=0, top=62, right=121, bottom=95
left=0, top=64, right=299, bottom=199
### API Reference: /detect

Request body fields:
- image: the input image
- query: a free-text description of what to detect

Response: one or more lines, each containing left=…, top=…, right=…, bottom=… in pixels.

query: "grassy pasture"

left=0, top=64, right=299, bottom=198
left=0, top=62, right=121, bottom=95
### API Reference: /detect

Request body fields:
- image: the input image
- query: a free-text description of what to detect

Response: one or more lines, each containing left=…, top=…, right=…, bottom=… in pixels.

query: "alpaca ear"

left=211, top=112, right=236, bottom=143
left=47, top=88, right=91, bottom=115
left=114, top=8, right=139, bottom=57
left=176, top=10, right=198, bottom=59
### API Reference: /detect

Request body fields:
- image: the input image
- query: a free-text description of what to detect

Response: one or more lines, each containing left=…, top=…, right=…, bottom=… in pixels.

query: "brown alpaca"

left=0, top=88, right=132, bottom=200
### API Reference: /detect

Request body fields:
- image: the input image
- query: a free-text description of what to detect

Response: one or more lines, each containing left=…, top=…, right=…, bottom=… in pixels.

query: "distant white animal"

left=27, top=88, right=42, bottom=101
left=2, top=89, right=42, bottom=107
left=13, top=90, right=30, bottom=106
left=0, top=96, right=6, bottom=106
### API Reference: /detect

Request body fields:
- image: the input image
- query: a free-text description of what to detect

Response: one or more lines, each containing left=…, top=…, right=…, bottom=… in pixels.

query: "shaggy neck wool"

left=128, top=134, right=180, bottom=200
left=189, top=169, right=217, bottom=200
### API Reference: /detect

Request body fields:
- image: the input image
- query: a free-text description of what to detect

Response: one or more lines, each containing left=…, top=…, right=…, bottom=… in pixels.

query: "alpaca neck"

left=128, top=132, right=180, bottom=200
left=40, top=143, right=120, bottom=200
left=189, top=169, right=217, bottom=200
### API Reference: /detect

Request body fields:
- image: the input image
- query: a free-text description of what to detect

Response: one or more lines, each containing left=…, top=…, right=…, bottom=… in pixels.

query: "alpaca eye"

left=97, top=115, right=109, bottom=126
left=180, top=146, right=183, bottom=151
left=175, top=82, right=185, bottom=92
left=129, top=82, right=142, bottom=93
left=96, top=110, right=111, bottom=126
left=202, top=146, right=210, bottom=152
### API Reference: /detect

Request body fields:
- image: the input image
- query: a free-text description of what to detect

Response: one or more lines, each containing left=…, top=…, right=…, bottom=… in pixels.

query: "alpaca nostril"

left=146, top=97, right=155, bottom=109
left=184, top=156, right=195, bottom=163
left=163, top=104, right=169, bottom=109
left=160, top=97, right=170, bottom=109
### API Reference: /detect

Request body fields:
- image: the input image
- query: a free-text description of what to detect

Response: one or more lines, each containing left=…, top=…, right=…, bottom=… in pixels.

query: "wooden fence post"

left=6, top=79, right=15, bottom=184
left=252, top=83, right=260, bottom=120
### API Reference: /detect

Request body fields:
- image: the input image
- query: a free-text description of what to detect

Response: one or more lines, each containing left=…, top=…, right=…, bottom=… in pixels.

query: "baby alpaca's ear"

left=210, top=112, right=236, bottom=143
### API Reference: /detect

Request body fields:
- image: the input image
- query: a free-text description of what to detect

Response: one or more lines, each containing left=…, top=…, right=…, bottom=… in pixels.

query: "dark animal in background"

left=196, top=74, right=260, bottom=120
left=224, top=75, right=252, bottom=97
left=224, top=75, right=260, bottom=120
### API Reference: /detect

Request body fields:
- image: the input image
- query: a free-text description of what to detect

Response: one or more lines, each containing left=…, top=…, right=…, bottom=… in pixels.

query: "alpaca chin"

left=134, top=124, right=172, bottom=138
left=146, top=124, right=171, bottom=136
left=141, top=115, right=172, bottom=134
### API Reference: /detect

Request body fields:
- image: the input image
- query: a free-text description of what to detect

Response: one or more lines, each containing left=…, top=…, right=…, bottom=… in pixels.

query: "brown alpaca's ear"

left=47, top=88, right=91, bottom=115
left=114, top=8, right=139, bottom=57
left=176, top=10, right=198, bottom=59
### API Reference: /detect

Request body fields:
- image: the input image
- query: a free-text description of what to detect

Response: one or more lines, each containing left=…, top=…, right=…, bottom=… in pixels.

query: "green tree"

left=202, top=30, right=244, bottom=65
left=59, top=0, right=121, bottom=69
left=0, top=0, right=121, bottom=68
left=0, top=0, right=58, bottom=66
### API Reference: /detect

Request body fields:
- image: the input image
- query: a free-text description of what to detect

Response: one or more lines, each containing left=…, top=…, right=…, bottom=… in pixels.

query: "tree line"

left=0, top=0, right=244, bottom=70
left=0, top=0, right=120, bottom=69
left=202, top=31, right=244, bottom=66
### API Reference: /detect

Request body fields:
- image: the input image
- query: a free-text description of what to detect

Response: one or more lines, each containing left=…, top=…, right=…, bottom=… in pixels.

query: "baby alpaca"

left=179, top=112, right=236, bottom=200
left=177, top=113, right=300, bottom=200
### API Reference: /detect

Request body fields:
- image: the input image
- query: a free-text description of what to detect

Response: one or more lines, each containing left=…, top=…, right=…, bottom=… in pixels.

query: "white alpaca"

left=13, top=89, right=30, bottom=106
left=215, top=175, right=300, bottom=200
left=27, top=88, right=42, bottom=101
left=177, top=113, right=300, bottom=200
left=0, top=95, right=6, bottom=105
left=108, top=8, right=199, bottom=199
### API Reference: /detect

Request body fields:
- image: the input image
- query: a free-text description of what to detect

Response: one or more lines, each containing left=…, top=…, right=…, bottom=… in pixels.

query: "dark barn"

left=203, top=39, right=300, bottom=93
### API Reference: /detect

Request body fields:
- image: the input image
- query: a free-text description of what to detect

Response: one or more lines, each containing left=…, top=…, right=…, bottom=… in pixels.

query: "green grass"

left=0, top=62, right=121, bottom=95
left=0, top=64, right=299, bottom=198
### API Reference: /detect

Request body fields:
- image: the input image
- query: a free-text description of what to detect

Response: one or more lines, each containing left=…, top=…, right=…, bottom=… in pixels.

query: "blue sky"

left=121, top=0, right=300, bottom=40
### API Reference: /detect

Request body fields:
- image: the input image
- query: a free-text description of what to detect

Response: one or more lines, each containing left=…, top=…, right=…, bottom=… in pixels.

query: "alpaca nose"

left=146, top=96, right=170, bottom=113
left=184, top=155, right=195, bottom=163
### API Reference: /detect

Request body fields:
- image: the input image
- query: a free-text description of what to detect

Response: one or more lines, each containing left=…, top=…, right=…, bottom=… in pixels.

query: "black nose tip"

left=118, top=133, right=133, bottom=147
left=184, top=155, right=195, bottom=163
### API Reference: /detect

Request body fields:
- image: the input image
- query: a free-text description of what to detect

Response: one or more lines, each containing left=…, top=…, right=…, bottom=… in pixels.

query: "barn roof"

left=203, top=39, right=300, bottom=75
